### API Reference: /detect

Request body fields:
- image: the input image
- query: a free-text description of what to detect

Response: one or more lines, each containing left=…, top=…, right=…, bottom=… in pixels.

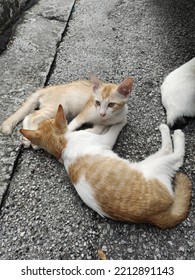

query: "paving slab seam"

left=0, top=146, right=23, bottom=210
left=0, top=0, right=77, bottom=208
left=44, top=0, right=77, bottom=85
left=1, top=1, right=78, bottom=203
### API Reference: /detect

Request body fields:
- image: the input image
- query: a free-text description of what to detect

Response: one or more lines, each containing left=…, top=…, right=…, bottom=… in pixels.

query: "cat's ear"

left=90, top=72, right=102, bottom=92
left=116, top=77, right=133, bottom=99
left=54, top=104, right=67, bottom=131
left=20, top=129, right=41, bottom=145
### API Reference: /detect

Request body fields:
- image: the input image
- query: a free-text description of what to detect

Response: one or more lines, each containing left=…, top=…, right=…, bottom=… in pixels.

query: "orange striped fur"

left=68, top=155, right=174, bottom=223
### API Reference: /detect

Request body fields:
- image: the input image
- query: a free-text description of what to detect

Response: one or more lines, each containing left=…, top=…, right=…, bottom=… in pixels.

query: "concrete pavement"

left=0, top=0, right=30, bottom=33
left=0, top=0, right=194, bottom=259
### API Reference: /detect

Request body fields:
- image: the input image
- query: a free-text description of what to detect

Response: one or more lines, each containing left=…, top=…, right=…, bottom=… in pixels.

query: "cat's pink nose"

left=100, top=113, right=106, bottom=117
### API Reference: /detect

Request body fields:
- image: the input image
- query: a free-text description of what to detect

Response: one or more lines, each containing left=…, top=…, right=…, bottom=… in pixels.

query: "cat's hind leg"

left=159, top=124, right=173, bottom=155
left=139, top=124, right=173, bottom=165
left=152, top=128, right=185, bottom=174
left=132, top=125, right=185, bottom=195
left=153, top=128, right=185, bottom=192
left=171, top=129, right=185, bottom=169
left=22, top=107, right=56, bottom=149
left=152, top=128, right=185, bottom=170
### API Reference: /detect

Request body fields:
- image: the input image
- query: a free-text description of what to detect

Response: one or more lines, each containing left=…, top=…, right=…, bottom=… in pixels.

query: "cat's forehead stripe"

left=102, top=84, right=117, bottom=99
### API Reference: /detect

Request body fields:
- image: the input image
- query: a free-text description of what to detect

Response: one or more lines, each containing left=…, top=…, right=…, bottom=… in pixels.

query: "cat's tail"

left=0, top=89, right=44, bottom=135
left=151, top=173, right=192, bottom=229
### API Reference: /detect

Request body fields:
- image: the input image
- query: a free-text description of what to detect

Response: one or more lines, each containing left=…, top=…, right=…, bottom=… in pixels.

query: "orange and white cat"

left=0, top=74, right=133, bottom=148
left=20, top=105, right=192, bottom=228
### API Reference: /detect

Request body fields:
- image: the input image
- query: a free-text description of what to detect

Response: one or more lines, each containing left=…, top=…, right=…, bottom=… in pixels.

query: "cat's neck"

left=46, top=134, right=67, bottom=161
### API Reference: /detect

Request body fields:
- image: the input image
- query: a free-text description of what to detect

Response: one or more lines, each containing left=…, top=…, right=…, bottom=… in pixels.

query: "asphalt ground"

left=0, top=0, right=194, bottom=260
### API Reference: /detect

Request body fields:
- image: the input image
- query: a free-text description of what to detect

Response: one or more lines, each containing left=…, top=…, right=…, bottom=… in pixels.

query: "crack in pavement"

left=44, top=1, right=76, bottom=85
left=0, top=0, right=76, bottom=208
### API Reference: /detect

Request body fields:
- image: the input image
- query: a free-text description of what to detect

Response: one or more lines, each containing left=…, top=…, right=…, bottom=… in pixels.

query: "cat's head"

left=91, top=74, right=133, bottom=119
left=20, top=105, right=67, bottom=160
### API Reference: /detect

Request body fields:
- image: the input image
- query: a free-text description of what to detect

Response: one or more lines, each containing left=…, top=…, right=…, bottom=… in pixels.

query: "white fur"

left=161, top=57, right=195, bottom=127
left=74, top=177, right=110, bottom=218
left=62, top=123, right=185, bottom=213
left=63, top=126, right=120, bottom=168
left=131, top=124, right=185, bottom=195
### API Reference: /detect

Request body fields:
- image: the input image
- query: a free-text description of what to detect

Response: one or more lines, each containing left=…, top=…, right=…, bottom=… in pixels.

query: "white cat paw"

left=173, top=129, right=184, bottom=139
left=22, top=138, right=40, bottom=150
left=159, top=123, right=169, bottom=133
left=32, top=144, right=40, bottom=150
left=173, top=129, right=185, bottom=157
left=22, top=137, right=31, bottom=148
left=0, top=123, right=13, bottom=135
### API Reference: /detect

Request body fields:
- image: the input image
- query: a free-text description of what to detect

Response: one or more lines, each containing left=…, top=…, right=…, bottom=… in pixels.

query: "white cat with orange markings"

left=20, top=105, right=192, bottom=228
left=0, top=74, right=133, bottom=148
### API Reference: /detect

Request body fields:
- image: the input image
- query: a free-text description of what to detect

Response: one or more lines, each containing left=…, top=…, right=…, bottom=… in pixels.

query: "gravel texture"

left=0, top=0, right=194, bottom=260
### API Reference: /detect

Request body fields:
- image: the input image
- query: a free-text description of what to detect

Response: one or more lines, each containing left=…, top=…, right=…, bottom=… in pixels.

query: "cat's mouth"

left=99, top=115, right=107, bottom=120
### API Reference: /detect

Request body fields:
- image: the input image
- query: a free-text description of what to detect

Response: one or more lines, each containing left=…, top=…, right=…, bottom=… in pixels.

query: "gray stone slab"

left=33, top=0, right=75, bottom=22
left=0, top=0, right=29, bottom=34
left=0, top=0, right=75, bottom=205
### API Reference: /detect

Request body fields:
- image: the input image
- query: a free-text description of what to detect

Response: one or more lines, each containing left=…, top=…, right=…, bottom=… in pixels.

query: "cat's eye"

left=108, top=102, right=115, bottom=108
left=95, top=100, right=100, bottom=106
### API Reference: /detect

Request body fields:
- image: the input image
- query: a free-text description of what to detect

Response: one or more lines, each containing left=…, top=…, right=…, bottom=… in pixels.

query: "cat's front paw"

left=22, top=137, right=40, bottom=150
left=68, top=119, right=79, bottom=132
left=22, top=137, right=31, bottom=148
left=0, top=122, right=13, bottom=135
left=32, top=144, right=40, bottom=150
